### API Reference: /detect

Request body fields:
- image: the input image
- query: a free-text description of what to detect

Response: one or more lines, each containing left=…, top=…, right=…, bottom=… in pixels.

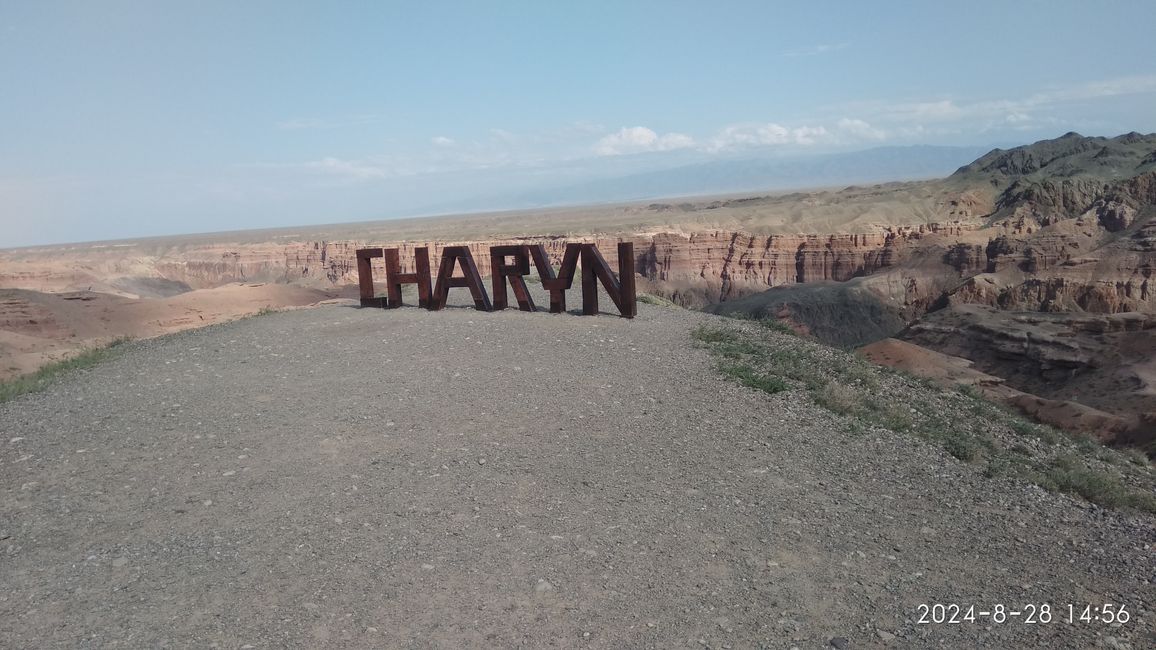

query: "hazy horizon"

left=1, top=141, right=996, bottom=250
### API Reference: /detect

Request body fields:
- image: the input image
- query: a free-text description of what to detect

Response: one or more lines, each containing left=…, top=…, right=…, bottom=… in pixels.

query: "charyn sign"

left=356, top=242, right=637, bottom=318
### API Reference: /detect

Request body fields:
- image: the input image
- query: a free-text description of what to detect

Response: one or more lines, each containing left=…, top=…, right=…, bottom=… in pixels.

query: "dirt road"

left=1, top=290, right=1152, bottom=648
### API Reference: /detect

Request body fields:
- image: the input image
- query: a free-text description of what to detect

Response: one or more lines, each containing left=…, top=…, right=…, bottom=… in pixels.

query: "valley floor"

left=1, top=288, right=1152, bottom=648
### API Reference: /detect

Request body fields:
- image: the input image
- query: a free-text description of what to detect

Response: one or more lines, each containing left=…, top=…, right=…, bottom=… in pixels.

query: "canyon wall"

left=0, top=224, right=977, bottom=306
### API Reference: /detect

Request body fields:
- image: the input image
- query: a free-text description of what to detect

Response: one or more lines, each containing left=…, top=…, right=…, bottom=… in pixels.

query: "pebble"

left=535, top=579, right=554, bottom=593
left=829, top=637, right=849, bottom=650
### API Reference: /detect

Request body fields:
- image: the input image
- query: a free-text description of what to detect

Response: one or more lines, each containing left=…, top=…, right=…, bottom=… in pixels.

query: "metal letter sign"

left=354, top=242, right=637, bottom=318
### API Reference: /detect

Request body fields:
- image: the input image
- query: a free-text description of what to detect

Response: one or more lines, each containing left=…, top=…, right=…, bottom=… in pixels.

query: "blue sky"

left=2, top=1, right=1156, bottom=247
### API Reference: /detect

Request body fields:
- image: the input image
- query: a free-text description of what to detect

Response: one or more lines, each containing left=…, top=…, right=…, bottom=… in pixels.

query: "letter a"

left=430, top=246, right=492, bottom=311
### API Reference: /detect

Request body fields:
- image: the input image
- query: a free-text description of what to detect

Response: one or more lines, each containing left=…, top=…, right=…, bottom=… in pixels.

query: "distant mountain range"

left=952, top=131, right=1156, bottom=184
left=421, top=145, right=994, bottom=214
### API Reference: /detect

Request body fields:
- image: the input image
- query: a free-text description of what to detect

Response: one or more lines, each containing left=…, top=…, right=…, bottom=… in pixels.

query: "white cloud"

left=1045, top=74, right=1156, bottom=102
left=888, top=99, right=966, bottom=123
left=790, top=125, right=828, bottom=145
left=783, top=42, right=850, bottom=57
left=275, top=114, right=385, bottom=130
left=302, top=157, right=391, bottom=181
left=593, top=126, right=695, bottom=156
left=431, top=136, right=455, bottom=146
left=836, top=118, right=886, bottom=140
left=706, top=123, right=830, bottom=151
left=837, top=74, right=1156, bottom=137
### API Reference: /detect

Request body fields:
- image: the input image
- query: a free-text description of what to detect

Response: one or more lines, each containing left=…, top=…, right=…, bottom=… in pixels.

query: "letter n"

left=430, top=246, right=492, bottom=311
left=580, top=243, right=637, bottom=318
left=355, top=248, right=386, bottom=308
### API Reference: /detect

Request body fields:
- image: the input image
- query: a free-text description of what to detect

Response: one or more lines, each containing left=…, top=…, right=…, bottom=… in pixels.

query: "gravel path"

left=1, top=287, right=1153, bottom=649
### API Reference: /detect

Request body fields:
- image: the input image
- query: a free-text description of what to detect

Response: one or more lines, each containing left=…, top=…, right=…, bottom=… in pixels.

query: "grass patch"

left=691, top=325, right=742, bottom=345
left=944, top=435, right=984, bottom=463
left=1038, top=456, right=1156, bottom=513
left=1008, top=417, right=1063, bottom=445
left=719, top=363, right=789, bottom=394
left=875, top=404, right=916, bottom=433
left=812, top=381, right=859, bottom=415
left=637, top=292, right=679, bottom=308
left=0, top=338, right=131, bottom=403
left=720, top=312, right=799, bottom=337
left=957, top=384, right=983, bottom=400
left=756, top=318, right=796, bottom=336
left=256, top=305, right=279, bottom=316
left=1123, top=449, right=1150, bottom=467
left=714, top=340, right=763, bottom=359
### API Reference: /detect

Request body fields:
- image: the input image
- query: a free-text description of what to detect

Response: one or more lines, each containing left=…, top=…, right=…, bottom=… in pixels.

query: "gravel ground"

left=1, top=285, right=1153, bottom=649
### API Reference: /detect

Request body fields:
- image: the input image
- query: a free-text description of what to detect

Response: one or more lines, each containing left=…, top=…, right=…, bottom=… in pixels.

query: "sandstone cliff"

left=0, top=224, right=982, bottom=308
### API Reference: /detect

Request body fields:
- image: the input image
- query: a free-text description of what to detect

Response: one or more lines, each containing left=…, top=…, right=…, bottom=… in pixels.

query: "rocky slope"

left=707, top=133, right=1156, bottom=451
left=912, top=134, right=1156, bottom=449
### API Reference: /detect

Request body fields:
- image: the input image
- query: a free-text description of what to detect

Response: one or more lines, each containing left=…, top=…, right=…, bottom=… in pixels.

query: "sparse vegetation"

left=637, top=292, right=679, bottom=308
left=755, top=318, right=796, bottom=336
left=1038, top=455, right=1156, bottom=512
left=690, top=325, right=740, bottom=345
left=1007, top=417, right=1062, bottom=445
left=693, top=318, right=1156, bottom=514
left=718, top=362, right=789, bottom=394
left=719, top=311, right=799, bottom=336
left=0, top=338, right=131, bottom=403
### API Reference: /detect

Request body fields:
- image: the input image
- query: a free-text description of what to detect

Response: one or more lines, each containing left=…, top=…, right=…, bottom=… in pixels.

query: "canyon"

left=2, top=132, right=1155, bottom=453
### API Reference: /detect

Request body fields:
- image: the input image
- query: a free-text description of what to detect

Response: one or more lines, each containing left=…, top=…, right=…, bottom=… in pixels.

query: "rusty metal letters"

left=355, top=242, right=636, bottom=318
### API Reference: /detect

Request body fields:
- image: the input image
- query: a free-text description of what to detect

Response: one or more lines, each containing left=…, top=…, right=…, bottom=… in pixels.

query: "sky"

left=2, top=1, right=1156, bottom=247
